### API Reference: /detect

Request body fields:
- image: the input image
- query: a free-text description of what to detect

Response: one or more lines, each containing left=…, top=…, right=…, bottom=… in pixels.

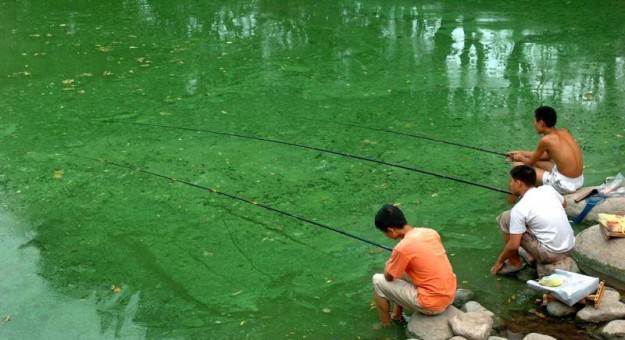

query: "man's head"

left=534, top=106, right=557, bottom=129
left=509, top=165, right=537, bottom=195
left=375, top=204, right=407, bottom=235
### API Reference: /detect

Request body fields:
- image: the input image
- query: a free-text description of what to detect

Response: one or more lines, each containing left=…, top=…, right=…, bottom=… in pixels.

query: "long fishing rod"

left=75, top=155, right=393, bottom=251
left=109, top=121, right=512, bottom=195
left=299, top=117, right=508, bottom=157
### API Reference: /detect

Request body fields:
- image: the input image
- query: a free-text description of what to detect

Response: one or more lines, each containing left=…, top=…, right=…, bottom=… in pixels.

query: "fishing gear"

left=75, top=155, right=393, bottom=251
left=108, top=121, right=512, bottom=195
left=299, top=117, right=508, bottom=157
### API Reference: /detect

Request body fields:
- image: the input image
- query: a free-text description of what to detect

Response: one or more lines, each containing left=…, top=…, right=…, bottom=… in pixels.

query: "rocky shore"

left=400, top=224, right=625, bottom=340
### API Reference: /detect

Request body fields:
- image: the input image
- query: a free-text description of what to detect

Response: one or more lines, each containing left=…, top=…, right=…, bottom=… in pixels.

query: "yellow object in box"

left=538, top=274, right=564, bottom=287
left=598, top=213, right=625, bottom=233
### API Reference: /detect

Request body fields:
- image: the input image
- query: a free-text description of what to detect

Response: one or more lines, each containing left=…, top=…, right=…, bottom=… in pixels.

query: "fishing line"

left=108, top=121, right=512, bottom=195
left=74, top=155, right=393, bottom=251
left=299, top=117, right=508, bottom=156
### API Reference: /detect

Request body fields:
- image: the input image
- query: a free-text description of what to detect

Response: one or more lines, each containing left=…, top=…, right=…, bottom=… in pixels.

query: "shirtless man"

left=506, top=106, right=584, bottom=195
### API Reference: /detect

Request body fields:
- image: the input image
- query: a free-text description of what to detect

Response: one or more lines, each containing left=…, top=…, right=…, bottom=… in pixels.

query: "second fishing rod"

left=106, top=121, right=512, bottom=195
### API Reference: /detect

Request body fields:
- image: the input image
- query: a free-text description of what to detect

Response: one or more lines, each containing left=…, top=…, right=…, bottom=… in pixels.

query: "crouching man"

left=491, top=165, right=575, bottom=275
left=372, top=204, right=457, bottom=327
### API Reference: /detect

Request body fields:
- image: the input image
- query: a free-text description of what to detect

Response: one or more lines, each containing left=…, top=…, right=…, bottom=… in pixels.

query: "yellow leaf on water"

left=3, top=315, right=10, bottom=323
left=53, top=169, right=64, bottom=179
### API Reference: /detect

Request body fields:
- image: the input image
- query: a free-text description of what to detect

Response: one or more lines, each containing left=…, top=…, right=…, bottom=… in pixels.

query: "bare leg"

left=374, top=291, right=392, bottom=327
left=391, top=304, right=403, bottom=321
left=500, top=231, right=524, bottom=268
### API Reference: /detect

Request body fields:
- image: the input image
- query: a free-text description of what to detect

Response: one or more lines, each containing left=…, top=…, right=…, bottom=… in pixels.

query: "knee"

left=372, top=273, right=385, bottom=286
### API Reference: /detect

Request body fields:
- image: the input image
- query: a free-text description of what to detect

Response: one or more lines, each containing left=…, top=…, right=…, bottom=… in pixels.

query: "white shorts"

left=542, top=165, right=584, bottom=194
left=372, top=274, right=443, bottom=315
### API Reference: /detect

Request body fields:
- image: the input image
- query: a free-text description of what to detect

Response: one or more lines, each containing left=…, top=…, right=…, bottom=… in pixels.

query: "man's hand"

left=490, top=261, right=504, bottom=275
left=505, top=152, right=523, bottom=163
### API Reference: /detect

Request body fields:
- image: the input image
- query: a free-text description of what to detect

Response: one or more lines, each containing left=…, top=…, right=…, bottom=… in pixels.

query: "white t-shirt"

left=509, top=186, right=575, bottom=253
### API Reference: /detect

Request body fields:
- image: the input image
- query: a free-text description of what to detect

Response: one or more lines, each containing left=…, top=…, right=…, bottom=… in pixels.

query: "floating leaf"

left=53, top=169, right=64, bottom=179
left=3, top=315, right=10, bottom=323
left=110, top=285, right=122, bottom=293
left=322, top=307, right=331, bottom=313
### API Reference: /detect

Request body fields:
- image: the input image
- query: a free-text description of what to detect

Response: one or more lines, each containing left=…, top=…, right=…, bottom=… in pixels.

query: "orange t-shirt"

left=385, top=227, right=456, bottom=312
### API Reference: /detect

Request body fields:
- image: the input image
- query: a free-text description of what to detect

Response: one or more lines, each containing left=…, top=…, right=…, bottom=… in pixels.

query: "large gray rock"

left=576, top=289, right=625, bottom=323
left=406, top=306, right=462, bottom=340
left=461, top=301, right=495, bottom=319
left=564, top=188, right=625, bottom=223
left=453, top=288, right=475, bottom=308
left=449, top=311, right=493, bottom=340
left=546, top=300, right=579, bottom=317
left=572, top=225, right=625, bottom=290
left=599, top=320, right=625, bottom=339
left=537, top=256, right=579, bottom=277
left=523, top=333, right=557, bottom=340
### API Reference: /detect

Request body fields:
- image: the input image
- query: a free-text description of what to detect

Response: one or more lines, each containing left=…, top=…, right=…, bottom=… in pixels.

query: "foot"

left=497, top=259, right=526, bottom=275
left=518, top=247, right=536, bottom=266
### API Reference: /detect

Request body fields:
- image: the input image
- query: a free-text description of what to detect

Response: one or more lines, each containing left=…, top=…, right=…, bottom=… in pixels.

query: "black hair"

left=375, top=204, right=407, bottom=232
left=510, top=164, right=537, bottom=187
left=534, top=106, right=557, bottom=127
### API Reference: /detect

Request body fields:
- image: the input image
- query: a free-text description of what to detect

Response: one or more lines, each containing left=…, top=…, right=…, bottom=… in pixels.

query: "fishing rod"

left=75, top=155, right=393, bottom=252
left=299, top=117, right=508, bottom=157
left=108, top=121, right=512, bottom=195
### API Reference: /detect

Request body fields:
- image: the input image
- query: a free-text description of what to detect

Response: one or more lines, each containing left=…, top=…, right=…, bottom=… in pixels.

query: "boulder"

left=545, top=301, right=579, bottom=317
left=572, top=225, right=625, bottom=290
left=453, top=288, right=475, bottom=308
left=449, top=311, right=493, bottom=340
left=461, top=301, right=495, bottom=319
left=564, top=188, right=625, bottom=224
left=576, top=289, right=625, bottom=323
left=536, top=256, right=579, bottom=277
left=523, top=333, right=557, bottom=340
left=599, top=320, right=625, bottom=339
left=406, top=306, right=462, bottom=340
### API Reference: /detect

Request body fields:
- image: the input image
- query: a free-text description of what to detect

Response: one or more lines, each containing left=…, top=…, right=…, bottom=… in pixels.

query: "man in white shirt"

left=491, top=165, right=575, bottom=275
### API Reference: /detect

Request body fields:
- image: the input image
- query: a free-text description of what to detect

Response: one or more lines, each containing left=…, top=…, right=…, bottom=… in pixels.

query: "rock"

left=523, top=333, right=557, bottom=340
left=487, top=337, right=508, bottom=340
left=449, top=337, right=468, bottom=340
left=599, top=320, right=625, bottom=339
left=516, top=266, right=538, bottom=282
left=537, top=257, right=579, bottom=277
left=545, top=300, right=579, bottom=317
left=564, top=188, right=625, bottom=223
left=576, top=288, right=625, bottom=323
left=449, top=311, right=493, bottom=340
left=453, top=288, right=474, bottom=308
left=572, top=225, right=625, bottom=290
left=462, top=301, right=495, bottom=319
left=406, top=306, right=462, bottom=340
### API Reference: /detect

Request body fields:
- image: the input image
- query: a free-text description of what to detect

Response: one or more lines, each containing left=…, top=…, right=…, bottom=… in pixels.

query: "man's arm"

left=508, top=138, right=551, bottom=165
left=490, top=234, right=523, bottom=274
left=383, top=269, right=394, bottom=282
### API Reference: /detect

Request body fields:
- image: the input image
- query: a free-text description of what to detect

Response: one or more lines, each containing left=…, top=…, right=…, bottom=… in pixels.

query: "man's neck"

left=518, top=185, right=536, bottom=197
left=542, top=126, right=557, bottom=135
left=396, top=225, right=413, bottom=238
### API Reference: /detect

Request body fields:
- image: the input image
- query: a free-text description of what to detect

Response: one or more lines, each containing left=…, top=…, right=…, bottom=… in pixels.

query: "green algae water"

left=1, top=0, right=625, bottom=339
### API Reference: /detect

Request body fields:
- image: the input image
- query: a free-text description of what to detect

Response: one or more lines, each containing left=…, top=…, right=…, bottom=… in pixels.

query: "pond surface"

left=1, top=0, right=624, bottom=339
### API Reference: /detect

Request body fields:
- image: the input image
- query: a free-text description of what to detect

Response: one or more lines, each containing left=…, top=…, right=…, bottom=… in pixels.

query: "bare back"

left=542, top=128, right=583, bottom=178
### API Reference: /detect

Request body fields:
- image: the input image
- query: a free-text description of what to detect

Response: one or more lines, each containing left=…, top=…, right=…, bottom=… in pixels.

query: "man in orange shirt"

left=372, top=204, right=457, bottom=327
